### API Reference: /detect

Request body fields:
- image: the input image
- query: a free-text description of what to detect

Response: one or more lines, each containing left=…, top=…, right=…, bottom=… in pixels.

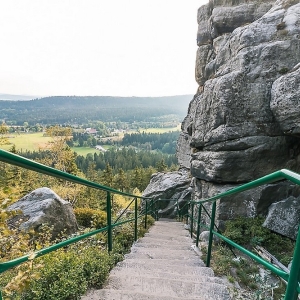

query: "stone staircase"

left=81, top=219, right=231, bottom=300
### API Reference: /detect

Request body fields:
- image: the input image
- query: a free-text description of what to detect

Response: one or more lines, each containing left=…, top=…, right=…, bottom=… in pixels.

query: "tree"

left=156, top=159, right=167, bottom=172
left=0, top=123, right=9, bottom=145
left=114, top=168, right=129, bottom=192
left=44, top=125, right=78, bottom=174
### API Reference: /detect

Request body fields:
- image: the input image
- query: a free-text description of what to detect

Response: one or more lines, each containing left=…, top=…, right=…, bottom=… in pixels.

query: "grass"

left=134, top=124, right=181, bottom=133
left=71, top=147, right=101, bottom=156
left=1, top=125, right=180, bottom=156
left=1, top=132, right=51, bottom=152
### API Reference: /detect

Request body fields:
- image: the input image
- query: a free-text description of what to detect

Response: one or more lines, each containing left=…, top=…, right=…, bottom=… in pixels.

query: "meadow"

left=1, top=125, right=180, bottom=156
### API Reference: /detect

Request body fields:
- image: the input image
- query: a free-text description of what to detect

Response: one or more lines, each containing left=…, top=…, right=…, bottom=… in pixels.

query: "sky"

left=0, top=0, right=208, bottom=97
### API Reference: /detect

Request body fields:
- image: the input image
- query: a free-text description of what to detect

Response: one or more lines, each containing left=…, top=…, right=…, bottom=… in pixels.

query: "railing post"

left=134, top=197, right=138, bottom=241
left=284, top=227, right=300, bottom=300
left=196, top=203, right=202, bottom=247
left=106, top=191, right=113, bottom=252
left=144, top=200, right=148, bottom=229
left=186, top=202, right=189, bottom=225
left=190, top=202, right=194, bottom=238
left=206, top=201, right=216, bottom=267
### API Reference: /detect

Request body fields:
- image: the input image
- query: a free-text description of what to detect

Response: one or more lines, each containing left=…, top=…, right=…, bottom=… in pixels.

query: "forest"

left=0, top=95, right=192, bottom=125
left=0, top=97, right=185, bottom=298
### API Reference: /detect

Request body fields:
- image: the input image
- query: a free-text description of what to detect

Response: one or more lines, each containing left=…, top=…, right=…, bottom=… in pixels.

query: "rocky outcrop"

left=263, top=196, right=300, bottom=239
left=174, top=0, right=300, bottom=235
left=8, top=187, right=78, bottom=238
left=142, top=169, right=191, bottom=218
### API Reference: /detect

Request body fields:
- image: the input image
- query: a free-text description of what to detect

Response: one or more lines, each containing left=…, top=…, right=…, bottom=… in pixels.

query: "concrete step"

left=138, top=236, right=193, bottom=245
left=116, top=259, right=208, bottom=274
left=109, top=267, right=224, bottom=284
left=104, top=275, right=231, bottom=299
left=132, top=241, right=192, bottom=250
left=125, top=247, right=200, bottom=260
left=81, top=289, right=227, bottom=300
left=81, top=220, right=231, bottom=300
left=82, top=289, right=226, bottom=300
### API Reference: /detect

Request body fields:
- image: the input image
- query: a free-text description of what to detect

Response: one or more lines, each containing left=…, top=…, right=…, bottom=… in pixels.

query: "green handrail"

left=0, top=149, right=154, bottom=299
left=189, top=168, right=300, bottom=300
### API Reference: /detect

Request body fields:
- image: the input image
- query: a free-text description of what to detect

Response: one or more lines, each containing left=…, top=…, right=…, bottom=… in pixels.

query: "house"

left=85, top=128, right=97, bottom=135
left=95, top=145, right=107, bottom=152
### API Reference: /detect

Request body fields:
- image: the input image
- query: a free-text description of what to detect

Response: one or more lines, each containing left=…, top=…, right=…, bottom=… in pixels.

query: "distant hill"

left=0, top=95, right=193, bottom=125
left=0, top=93, right=38, bottom=101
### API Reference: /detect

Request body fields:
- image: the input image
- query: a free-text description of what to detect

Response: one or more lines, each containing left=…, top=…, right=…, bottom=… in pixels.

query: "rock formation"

left=146, top=0, right=300, bottom=238
left=142, top=169, right=191, bottom=218
left=178, top=0, right=300, bottom=237
left=8, top=187, right=78, bottom=238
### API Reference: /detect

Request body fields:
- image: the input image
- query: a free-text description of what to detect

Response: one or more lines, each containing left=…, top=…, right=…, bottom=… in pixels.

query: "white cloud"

left=0, top=0, right=208, bottom=96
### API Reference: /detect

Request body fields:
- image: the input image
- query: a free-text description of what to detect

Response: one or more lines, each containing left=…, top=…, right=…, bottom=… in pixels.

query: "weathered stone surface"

left=270, top=63, right=300, bottom=136
left=263, top=196, right=300, bottom=240
left=191, top=136, right=298, bottom=182
left=177, top=0, right=300, bottom=183
left=142, top=169, right=192, bottom=218
left=192, top=179, right=300, bottom=231
left=154, top=0, right=300, bottom=238
left=8, top=187, right=78, bottom=237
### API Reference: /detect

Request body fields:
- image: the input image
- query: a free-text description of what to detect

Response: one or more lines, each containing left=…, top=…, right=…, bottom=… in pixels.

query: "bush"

left=74, top=208, right=107, bottom=229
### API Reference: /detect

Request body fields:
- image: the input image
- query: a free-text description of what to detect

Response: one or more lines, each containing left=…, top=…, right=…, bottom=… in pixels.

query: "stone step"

left=116, top=259, right=208, bottom=274
left=138, top=236, right=193, bottom=245
left=104, top=275, right=231, bottom=299
left=124, top=248, right=199, bottom=260
left=81, top=220, right=231, bottom=300
left=133, top=241, right=191, bottom=250
left=109, top=267, right=224, bottom=284
left=82, top=289, right=225, bottom=300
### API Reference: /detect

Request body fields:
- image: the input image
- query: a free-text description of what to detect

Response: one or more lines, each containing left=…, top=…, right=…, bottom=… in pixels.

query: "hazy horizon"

left=0, top=0, right=208, bottom=97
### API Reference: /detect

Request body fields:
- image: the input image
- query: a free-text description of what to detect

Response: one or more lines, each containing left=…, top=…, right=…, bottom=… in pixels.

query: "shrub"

left=74, top=208, right=107, bottom=229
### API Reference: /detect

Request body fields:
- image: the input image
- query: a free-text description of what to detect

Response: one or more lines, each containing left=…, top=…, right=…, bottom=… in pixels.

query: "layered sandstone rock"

left=176, top=0, right=300, bottom=237
left=160, top=0, right=300, bottom=237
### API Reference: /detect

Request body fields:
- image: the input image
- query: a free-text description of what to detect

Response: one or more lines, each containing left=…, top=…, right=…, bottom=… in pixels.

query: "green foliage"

left=278, top=67, right=289, bottom=74
left=206, top=217, right=295, bottom=299
left=74, top=208, right=107, bottom=229
left=0, top=214, right=155, bottom=300
left=223, top=217, right=294, bottom=264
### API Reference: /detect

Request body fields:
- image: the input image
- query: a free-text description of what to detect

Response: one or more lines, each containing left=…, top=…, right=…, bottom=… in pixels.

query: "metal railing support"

left=190, top=202, right=194, bottom=238
left=196, top=203, right=202, bottom=247
left=134, top=197, right=138, bottom=241
left=106, top=191, right=113, bottom=252
left=144, top=200, right=148, bottom=229
left=285, top=228, right=300, bottom=300
left=206, top=201, right=216, bottom=267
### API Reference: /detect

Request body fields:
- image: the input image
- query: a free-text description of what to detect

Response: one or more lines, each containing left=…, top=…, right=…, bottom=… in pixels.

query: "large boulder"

left=263, top=196, right=300, bottom=240
left=142, top=169, right=191, bottom=218
left=8, top=187, right=78, bottom=238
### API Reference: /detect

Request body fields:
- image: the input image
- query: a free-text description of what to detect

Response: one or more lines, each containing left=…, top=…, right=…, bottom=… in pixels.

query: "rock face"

left=174, top=0, right=300, bottom=234
left=8, top=187, right=78, bottom=238
left=142, top=169, right=191, bottom=218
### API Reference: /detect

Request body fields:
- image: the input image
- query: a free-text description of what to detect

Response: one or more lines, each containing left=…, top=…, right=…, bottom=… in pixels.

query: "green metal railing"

left=0, top=149, right=157, bottom=299
left=2, top=147, right=300, bottom=299
left=186, top=169, right=300, bottom=300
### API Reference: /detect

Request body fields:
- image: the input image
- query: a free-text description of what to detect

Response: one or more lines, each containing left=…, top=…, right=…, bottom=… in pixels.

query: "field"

left=71, top=146, right=111, bottom=156
left=133, top=124, right=181, bottom=134
left=1, top=125, right=180, bottom=155
left=1, top=132, right=51, bottom=152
